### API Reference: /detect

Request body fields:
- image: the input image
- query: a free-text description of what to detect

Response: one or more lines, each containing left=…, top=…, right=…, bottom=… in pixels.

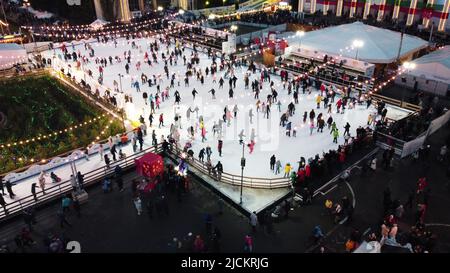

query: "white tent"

left=407, top=46, right=450, bottom=85
left=90, top=19, right=109, bottom=30
left=395, top=46, right=450, bottom=96
left=287, top=22, right=428, bottom=64
left=0, top=43, right=27, bottom=70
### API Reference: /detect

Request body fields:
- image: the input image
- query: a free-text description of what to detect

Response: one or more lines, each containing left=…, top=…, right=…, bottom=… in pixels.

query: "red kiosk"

left=135, top=152, right=164, bottom=192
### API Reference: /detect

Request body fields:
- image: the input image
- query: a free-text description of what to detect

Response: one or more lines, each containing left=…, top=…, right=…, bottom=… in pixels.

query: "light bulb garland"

left=0, top=113, right=109, bottom=150
left=7, top=118, right=115, bottom=167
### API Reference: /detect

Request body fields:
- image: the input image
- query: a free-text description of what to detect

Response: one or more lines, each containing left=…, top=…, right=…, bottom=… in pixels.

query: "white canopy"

left=407, top=46, right=450, bottom=85
left=0, top=43, right=27, bottom=70
left=288, top=22, right=428, bottom=64
left=90, top=19, right=109, bottom=29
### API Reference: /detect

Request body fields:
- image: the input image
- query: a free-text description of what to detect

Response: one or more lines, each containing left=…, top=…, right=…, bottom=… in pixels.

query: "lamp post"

left=120, top=107, right=127, bottom=131
left=296, top=30, right=305, bottom=50
left=240, top=140, right=246, bottom=205
left=352, top=39, right=364, bottom=60
left=118, top=73, right=123, bottom=93
left=401, top=61, right=416, bottom=106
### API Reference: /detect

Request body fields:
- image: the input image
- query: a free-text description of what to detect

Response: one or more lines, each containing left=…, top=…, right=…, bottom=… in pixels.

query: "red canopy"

left=135, top=152, right=164, bottom=178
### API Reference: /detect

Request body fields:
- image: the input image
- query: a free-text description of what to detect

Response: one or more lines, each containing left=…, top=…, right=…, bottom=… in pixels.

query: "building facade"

left=296, top=0, right=450, bottom=31
left=93, top=0, right=148, bottom=21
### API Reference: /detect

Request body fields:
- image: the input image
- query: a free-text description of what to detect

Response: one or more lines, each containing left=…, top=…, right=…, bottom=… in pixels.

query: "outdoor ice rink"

left=41, top=36, right=412, bottom=180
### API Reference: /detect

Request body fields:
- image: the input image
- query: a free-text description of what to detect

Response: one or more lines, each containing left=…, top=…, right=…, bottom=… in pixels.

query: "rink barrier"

left=169, top=145, right=291, bottom=189
left=274, top=60, right=372, bottom=94
left=370, top=93, right=422, bottom=113
left=0, top=142, right=291, bottom=221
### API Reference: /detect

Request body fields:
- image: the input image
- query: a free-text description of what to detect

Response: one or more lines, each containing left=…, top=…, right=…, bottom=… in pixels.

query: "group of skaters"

left=269, top=124, right=373, bottom=189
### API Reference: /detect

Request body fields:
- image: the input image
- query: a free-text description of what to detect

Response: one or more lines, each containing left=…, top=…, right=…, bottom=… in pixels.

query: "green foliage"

left=0, top=76, right=123, bottom=174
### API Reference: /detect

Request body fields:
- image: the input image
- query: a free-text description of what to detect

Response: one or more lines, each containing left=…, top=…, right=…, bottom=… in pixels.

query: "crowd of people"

left=208, top=10, right=298, bottom=26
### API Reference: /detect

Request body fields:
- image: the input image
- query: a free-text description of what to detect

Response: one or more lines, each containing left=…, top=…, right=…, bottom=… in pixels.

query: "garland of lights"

left=0, top=114, right=109, bottom=150
left=7, top=118, right=115, bottom=166
left=27, top=19, right=206, bottom=40
left=43, top=16, right=417, bottom=115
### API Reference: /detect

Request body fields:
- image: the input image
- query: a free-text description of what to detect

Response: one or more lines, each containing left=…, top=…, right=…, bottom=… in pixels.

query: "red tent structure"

left=135, top=152, right=164, bottom=178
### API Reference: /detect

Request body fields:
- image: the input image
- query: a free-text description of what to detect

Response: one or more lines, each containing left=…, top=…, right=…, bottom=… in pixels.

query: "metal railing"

left=168, top=145, right=291, bottom=190
left=370, top=93, right=422, bottom=113
left=0, top=144, right=160, bottom=221
left=0, top=142, right=291, bottom=221
left=274, top=61, right=372, bottom=93
left=375, top=131, right=406, bottom=156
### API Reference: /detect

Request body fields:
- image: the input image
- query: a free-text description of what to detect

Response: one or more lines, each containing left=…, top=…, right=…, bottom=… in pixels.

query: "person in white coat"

left=250, top=211, right=258, bottom=233
left=250, top=128, right=256, bottom=142
left=134, top=196, right=142, bottom=215
left=99, top=143, right=104, bottom=161
left=38, top=171, right=48, bottom=195
left=70, top=174, right=78, bottom=192
left=249, top=108, right=254, bottom=124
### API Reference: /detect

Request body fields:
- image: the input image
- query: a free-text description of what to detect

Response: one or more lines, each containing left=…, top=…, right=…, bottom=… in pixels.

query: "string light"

left=0, top=114, right=108, bottom=150
left=4, top=118, right=115, bottom=167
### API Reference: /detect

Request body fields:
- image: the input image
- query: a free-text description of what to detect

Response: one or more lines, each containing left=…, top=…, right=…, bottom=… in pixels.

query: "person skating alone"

left=344, top=122, right=351, bottom=136
left=284, top=163, right=292, bottom=178
left=270, top=155, right=276, bottom=171
left=332, top=128, right=339, bottom=143
left=159, top=113, right=164, bottom=128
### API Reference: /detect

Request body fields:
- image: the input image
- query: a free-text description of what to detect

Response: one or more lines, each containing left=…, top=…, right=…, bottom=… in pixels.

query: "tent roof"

left=90, top=19, right=109, bottom=28
left=406, top=46, right=450, bottom=84
left=289, top=22, right=428, bottom=64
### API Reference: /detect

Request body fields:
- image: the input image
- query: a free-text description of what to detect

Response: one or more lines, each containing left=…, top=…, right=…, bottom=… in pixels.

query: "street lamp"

left=296, top=30, right=305, bottom=50
left=157, top=6, right=163, bottom=12
left=240, top=140, right=246, bottom=205
left=208, top=13, right=216, bottom=20
left=352, top=39, right=364, bottom=60
left=179, top=9, right=185, bottom=15
left=401, top=61, right=416, bottom=105
left=118, top=73, right=123, bottom=93
left=230, top=25, right=238, bottom=32
left=120, top=108, right=127, bottom=131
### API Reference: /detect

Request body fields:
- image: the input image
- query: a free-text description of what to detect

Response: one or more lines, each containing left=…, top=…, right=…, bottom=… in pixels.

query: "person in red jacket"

left=336, top=99, right=343, bottom=113
left=297, top=168, right=305, bottom=185
left=159, top=113, right=164, bottom=128
left=193, top=235, right=204, bottom=252
left=305, top=164, right=311, bottom=179
left=417, top=177, right=427, bottom=194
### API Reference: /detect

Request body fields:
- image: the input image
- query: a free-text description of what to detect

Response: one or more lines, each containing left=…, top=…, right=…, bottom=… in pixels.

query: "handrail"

left=167, top=144, right=290, bottom=188
left=0, top=144, right=160, bottom=221
left=275, top=61, right=372, bottom=93
left=0, top=141, right=292, bottom=221
left=370, top=93, right=421, bottom=113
